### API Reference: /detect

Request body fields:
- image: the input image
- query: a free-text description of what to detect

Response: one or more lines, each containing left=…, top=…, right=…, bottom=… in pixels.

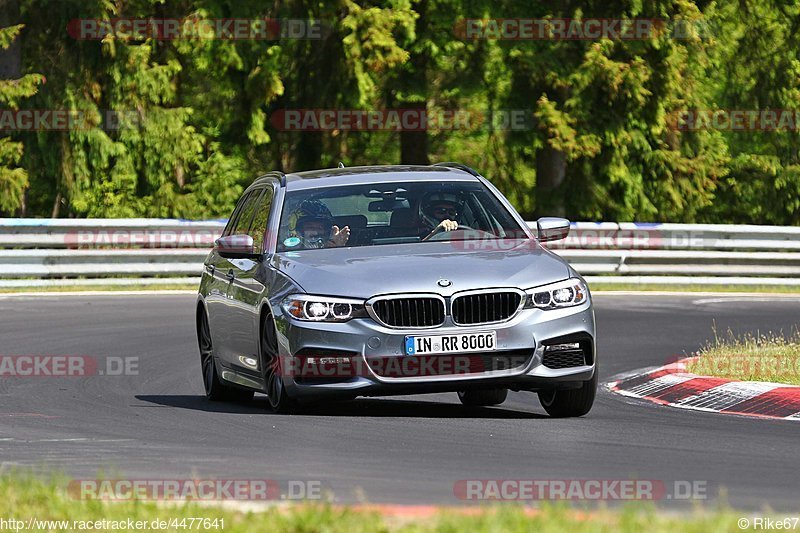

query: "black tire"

left=538, top=370, right=597, bottom=418
left=197, top=309, right=254, bottom=403
left=261, top=311, right=295, bottom=414
left=457, top=388, right=508, bottom=406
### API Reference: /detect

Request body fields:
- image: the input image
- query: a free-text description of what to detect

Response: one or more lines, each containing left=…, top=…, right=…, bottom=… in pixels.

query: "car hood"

left=271, top=240, right=570, bottom=298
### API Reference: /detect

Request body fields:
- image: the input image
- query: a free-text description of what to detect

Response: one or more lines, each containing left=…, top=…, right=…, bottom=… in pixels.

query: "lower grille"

left=371, top=297, right=445, bottom=328
left=367, top=349, right=533, bottom=379
left=542, top=345, right=586, bottom=369
left=452, top=291, right=522, bottom=325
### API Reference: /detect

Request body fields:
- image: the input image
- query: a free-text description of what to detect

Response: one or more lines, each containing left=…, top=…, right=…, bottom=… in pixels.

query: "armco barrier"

left=0, top=218, right=226, bottom=248
left=0, top=219, right=799, bottom=287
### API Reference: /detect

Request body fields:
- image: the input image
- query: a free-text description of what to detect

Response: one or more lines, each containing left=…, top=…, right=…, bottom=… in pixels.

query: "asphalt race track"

left=1, top=293, right=799, bottom=510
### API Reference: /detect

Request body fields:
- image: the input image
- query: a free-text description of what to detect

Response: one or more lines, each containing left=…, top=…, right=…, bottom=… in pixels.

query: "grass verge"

left=589, top=283, right=800, bottom=294
left=0, top=473, right=761, bottom=532
left=687, top=327, right=800, bottom=385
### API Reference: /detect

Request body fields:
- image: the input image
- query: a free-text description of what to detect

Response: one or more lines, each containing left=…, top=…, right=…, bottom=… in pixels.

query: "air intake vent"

left=542, top=343, right=586, bottom=369
left=452, top=291, right=522, bottom=325
left=371, top=297, right=445, bottom=328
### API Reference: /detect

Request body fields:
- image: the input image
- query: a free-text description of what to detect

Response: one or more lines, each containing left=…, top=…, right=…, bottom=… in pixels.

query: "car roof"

left=251, top=164, right=480, bottom=192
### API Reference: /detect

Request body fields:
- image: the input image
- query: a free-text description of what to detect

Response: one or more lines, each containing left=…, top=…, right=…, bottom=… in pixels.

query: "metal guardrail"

left=0, top=218, right=226, bottom=248
left=1, top=219, right=799, bottom=287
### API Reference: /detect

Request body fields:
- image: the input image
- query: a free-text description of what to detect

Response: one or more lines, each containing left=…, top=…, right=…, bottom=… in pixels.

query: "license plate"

left=404, top=331, right=497, bottom=355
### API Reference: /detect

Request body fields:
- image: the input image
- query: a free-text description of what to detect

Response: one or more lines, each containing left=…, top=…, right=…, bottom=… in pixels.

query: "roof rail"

left=261, top=170, right=287, bottom=187
left=433, top=162, right=481, bottom=177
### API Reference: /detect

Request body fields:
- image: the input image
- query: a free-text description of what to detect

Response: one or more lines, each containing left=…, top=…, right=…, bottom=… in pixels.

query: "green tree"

left=3, top=0, right=798, bottom=226
left=498, top=1, right=727, bottom=221
left=0, top=18, right=44, bottom=215
left=698, top=0, right=800, bottom=225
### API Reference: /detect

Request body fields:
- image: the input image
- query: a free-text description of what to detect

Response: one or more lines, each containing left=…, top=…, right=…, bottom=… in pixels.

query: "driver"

left=419, top=192, right=463, bottom=241
left=292, top=200, right=350, bottom=249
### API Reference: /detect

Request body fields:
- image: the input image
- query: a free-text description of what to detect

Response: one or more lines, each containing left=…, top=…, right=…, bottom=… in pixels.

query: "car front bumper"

left=275, top=301, right=596, bottom=400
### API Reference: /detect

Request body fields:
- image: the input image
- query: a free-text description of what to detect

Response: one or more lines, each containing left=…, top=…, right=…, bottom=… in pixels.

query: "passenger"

left=295, top=216, right=350, bottom=248
left=292, top=200, right=349, bottom=249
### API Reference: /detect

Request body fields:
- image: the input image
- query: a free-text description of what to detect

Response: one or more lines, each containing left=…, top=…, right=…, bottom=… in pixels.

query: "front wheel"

left=538, top=370, right=597, bottom=418
left=457, top=388, right=508, bottom=406
left=198, top=310, right=253, bottom=402
left=261, top=312, right=295, bottom=414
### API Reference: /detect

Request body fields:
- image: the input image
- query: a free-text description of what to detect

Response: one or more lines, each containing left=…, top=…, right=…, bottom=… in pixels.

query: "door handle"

left=205, top=265, right=215, bottom=275
left=226, top=269, right=235, bottom=282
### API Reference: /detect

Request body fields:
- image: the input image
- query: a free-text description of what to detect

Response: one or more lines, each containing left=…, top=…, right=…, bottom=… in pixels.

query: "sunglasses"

left=432, top=207, right=459, bottom=217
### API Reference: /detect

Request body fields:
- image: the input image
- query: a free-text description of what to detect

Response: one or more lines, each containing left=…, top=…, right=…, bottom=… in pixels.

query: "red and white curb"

left=608, top=358, right=800, bottom=420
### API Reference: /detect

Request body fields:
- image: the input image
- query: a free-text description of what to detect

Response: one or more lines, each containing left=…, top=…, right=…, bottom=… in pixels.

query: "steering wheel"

left=428, top=226, right=494, bottom=241
left=448, top=224, right=473, bottom=232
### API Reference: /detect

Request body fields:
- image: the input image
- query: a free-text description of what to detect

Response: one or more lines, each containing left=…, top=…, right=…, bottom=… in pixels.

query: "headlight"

left=525, top=278, right=589, bottom=310
left=281, top=294, right=368, bottom=322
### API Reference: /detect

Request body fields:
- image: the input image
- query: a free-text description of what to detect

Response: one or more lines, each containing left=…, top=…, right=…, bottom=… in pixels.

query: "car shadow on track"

left=134, top=395, right=545, bottom=419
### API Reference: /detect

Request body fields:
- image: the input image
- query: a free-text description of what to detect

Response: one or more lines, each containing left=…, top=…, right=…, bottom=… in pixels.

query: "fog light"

left=544, top=343, right=580, bottom=353
left=306, top=356, right=351, bottom=364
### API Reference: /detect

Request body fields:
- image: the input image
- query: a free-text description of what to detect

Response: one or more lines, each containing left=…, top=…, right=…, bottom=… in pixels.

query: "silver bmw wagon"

left=196, top=163, right=596, bottom=416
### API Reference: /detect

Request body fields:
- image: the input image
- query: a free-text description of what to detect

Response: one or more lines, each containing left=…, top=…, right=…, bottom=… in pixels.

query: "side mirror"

left=215, top=234, right=260, bottom=259
left=537, top=217, right=570, bottom=242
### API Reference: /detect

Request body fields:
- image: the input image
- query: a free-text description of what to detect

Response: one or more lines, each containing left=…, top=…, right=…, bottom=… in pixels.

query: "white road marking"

left=692, top=297, right=800, bottom=305
left=625, top=373, right=695, bottom=397
left=609, top=359, right=800, bottom=420
left=674, top=381, right=778, bottom=410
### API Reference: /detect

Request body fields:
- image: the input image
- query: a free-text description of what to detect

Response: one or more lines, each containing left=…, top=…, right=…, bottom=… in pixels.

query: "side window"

left=232, top=189, right=261, bottom=235
left=223, top=191, right=253, bottom=237
left=250, top=186, right=274, bottom=251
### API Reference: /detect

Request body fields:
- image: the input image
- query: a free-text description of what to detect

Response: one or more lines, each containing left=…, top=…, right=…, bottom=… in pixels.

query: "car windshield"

left=276, top=180, right=526, bottom=252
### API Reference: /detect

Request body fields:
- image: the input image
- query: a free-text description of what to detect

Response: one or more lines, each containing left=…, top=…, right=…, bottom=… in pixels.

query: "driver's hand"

left=436, top=219, right=458, bottom=233
left=329, top=225, right=350, bottom=247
